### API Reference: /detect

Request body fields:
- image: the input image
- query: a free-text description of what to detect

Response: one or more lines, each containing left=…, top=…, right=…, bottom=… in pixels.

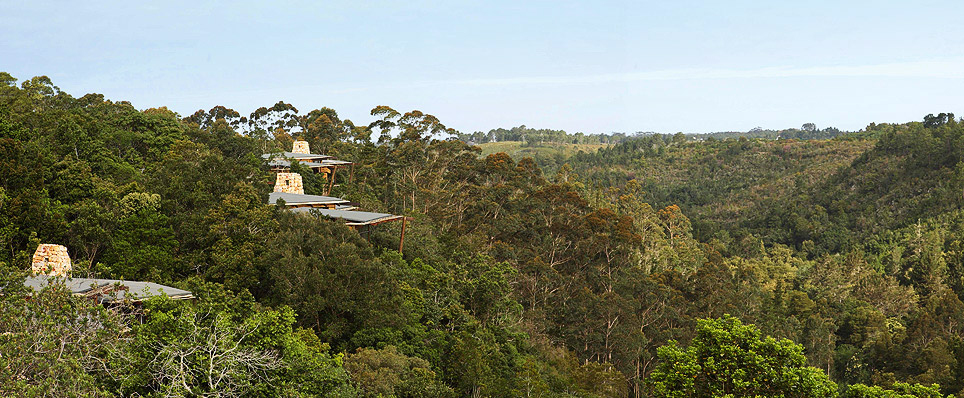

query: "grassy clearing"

left=476, top=141, right=610, bottom=159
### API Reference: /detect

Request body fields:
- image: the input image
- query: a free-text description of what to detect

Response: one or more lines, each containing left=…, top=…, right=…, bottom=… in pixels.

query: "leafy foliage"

left=647, top=315, right=837, bottom=398
left=1, top=72, right=963, bottom=397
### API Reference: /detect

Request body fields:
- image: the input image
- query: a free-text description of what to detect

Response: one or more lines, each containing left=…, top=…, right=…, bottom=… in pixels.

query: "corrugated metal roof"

left=262, top=152, right=331, bottom=160
left=290, top=207, right=401, bottom=224
left=24, top=275, right=194, bottom=303
left=269, top=192, right=349, bottom=205
left=320, top=159, right=353, bottom=166
left=267, top=159, right=351, bottom=168
left=268, top=159, right=327, bottom=168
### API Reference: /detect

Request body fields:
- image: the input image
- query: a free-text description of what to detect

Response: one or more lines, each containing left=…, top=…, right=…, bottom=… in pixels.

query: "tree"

left=844, top=382, right=954, bottom=398
left=186, top=105, right=245, bottom=130
left=116, top=290, right=357, bottom=398
left=248, top=101, right=300, bottom=135
left=265, top=211, right=404, bottom=343
left=129, top=311, right=283, bottom=397
left=101, top=192, right=177, bottom=282
left=344, top=345, right=454, bottom=398
left=923, top=113, right=955, bottom=128
left=366, top=106, right=468, bottom=213
left=0, top=270, right=124, bottom=397
left=370, top=106, right=454, bottom=145
left=647, top=315, right=838, bottom=398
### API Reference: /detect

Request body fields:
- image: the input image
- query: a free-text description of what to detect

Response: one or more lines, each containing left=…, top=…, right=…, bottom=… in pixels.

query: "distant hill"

left=689, top=124, right=849, bottom=140
left=565, top=133, right=874, bottom=247
left=459, top=123, right=852, bottom=147
left=456, top=125, right=644, bottom=145
left=558, top=117, right=964, bottom=258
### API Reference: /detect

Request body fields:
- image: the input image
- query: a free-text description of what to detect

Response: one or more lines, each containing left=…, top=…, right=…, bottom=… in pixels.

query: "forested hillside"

left=456, top=125, right=639, bottom=145
left=1, top=73, right=962, bottom=398
left=565, top=134, right=875, bottom=245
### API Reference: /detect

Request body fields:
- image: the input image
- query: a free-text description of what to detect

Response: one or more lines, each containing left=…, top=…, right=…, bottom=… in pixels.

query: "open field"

left=476, top=141, right=610, bottom=159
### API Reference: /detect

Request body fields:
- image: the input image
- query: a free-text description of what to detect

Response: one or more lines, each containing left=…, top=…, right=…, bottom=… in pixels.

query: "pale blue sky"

left=3, top=1, right=963, bottom=134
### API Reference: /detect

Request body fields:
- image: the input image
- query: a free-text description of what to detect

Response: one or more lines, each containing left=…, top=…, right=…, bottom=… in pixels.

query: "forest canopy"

left=0, top=72, right=961, bottom=397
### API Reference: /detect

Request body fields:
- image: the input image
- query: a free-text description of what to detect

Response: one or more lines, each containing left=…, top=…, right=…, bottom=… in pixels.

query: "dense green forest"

left=1, top=73, right=962, bottom=398
left=456, top=126, right=641, bottom=145
left=457, top=123, right=847, bottom=146
left=689, top=124, right=849, bottom=141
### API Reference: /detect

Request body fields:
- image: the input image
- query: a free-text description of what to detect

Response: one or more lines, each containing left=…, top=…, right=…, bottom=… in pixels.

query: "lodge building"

left=16, top=140, right=410, bottom=303
left=266, top=140, right=410, bottom=250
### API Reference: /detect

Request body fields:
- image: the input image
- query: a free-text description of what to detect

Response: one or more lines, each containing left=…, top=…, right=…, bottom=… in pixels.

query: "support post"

left=399, top=217, right=408, bottom=253
left=326, top=169, right=337, bottom=195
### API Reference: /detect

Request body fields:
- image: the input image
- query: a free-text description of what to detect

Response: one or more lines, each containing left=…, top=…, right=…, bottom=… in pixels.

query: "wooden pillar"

left=326, top=168, right=337, bottom=196
left=349, top=163, right=355, bottom=183
left=398, top=217, right=408, bottom=253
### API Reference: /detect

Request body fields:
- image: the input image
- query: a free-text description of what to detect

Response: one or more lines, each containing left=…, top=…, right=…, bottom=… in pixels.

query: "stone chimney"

left=274, top=172, right=304, bottom=195
left=292, top=140, right=310, bottom=154
left=32, top=244, right=72, bottom=277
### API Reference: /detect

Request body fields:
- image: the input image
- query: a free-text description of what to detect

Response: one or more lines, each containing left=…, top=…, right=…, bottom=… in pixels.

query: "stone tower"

left=32, top=244, right=72, bottom=277
left=274, top=172, right=304, bottom=194
left=292, top=140, right=310, bottom=154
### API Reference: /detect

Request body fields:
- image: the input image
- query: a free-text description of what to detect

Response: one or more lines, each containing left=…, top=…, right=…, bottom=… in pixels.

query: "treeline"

left=1, top=72, right=962, bottom=397
left=565, top=132, right=875, bottom=243
left=690, top=123, right=848, bottom=140
left=566, top=117, right=964, bottom=257
left=457, top=125, right=642, bottom=144
left=461, top=123, right=849, bottom=147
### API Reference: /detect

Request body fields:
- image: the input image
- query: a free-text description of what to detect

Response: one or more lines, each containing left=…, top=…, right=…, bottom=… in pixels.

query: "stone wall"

left=32, top=244, right=72, bottom=277
left=292, top=140, right=310, bottom=154
left=274, top=172, right=305, bottom=194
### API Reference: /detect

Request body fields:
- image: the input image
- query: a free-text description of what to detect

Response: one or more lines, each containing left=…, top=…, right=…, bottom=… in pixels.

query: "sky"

left=2, top=0, right=964, bottom=135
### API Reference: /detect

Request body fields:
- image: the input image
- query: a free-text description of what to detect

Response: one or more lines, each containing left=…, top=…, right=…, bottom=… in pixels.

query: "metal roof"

left=267, top=159, right=327, bottom=168
left=267, top=158, right=352, bottom=168
left=269, top=192, right=349, bottom=205
left=262, top=152, right=331, bottom=161
left=290, top=207, right=403, bottom=225
left=24, top=275, right=194, bottom=303
left=320, top=159, right=353, bottom=166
